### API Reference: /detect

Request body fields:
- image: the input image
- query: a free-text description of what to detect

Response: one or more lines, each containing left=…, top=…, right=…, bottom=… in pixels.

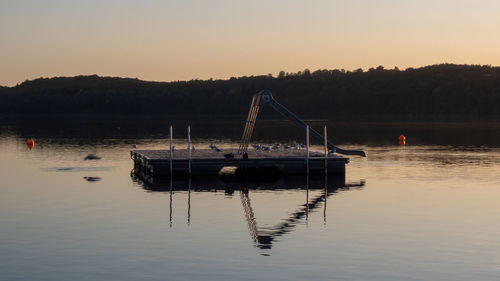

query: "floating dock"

left=131, top=149, right=348, bottom=178
left=130, top=90, right=367, bottom=181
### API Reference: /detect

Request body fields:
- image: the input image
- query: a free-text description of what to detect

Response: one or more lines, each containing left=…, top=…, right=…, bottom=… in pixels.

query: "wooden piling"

left=324, top=126, right=328, bottom=175
left=187, top=125, right=191, bottom=177
left=306, top=125, right=310, bottom=176
left=169, top=125, right=173, bottom=177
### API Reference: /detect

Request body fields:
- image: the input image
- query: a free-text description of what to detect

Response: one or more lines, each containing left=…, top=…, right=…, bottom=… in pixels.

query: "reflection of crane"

left=133, top=171, right=365, bottom=251
left=240, top=180, right=365, bottom=250
left=240, top=190, right=259, bottom=245
left=240, top=189, right=328, bottom=250
left=238, top=90, right=366, bottom=157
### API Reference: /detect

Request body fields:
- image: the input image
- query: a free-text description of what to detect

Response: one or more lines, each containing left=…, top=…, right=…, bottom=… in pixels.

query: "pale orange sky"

left=1, top=0, right=500, bottom=86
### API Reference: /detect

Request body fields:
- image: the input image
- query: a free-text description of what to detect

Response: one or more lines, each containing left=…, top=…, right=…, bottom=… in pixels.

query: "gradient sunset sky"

left=1, top=0, right=499, bottom=86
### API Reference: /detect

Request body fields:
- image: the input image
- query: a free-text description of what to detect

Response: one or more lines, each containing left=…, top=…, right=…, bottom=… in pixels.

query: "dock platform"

left=131, top=149, right=348, bottom=177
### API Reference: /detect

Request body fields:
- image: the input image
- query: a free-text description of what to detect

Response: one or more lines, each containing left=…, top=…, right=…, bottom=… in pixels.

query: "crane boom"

left=238, top=90, right=366, bottom=157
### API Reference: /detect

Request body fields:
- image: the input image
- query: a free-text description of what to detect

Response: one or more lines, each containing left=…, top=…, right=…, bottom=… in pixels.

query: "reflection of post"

left=169, top=180, right=173, bottom=228
left=324, top=174, right=327, bottom=224
left=306, top=174, right=309, bottom=221
left=187, top=177, right=191, bottom=226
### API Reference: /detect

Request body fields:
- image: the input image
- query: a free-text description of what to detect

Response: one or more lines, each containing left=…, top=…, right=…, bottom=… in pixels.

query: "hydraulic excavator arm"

left=238, top=90, right=366, bottom=157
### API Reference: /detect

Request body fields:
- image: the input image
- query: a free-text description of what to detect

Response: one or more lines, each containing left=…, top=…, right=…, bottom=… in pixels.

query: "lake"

left=1, top=119, right=500, bottom=281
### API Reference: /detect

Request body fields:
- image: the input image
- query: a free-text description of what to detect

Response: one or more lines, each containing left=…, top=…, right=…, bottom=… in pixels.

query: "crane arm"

left=238, top=90, right=366, bottom=157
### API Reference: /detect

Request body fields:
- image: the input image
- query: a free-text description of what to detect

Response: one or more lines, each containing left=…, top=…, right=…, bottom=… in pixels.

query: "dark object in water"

left=243, top=153, right=248, bottom=159
left=224, top=153, right=234, bottom=159
left=56, top=167, right=73, bottom=171
left=83, top=176, right=101, bottom=182
left=215, top=148, right=222, bottom=152
left=84, top=154, right=101, bottom=160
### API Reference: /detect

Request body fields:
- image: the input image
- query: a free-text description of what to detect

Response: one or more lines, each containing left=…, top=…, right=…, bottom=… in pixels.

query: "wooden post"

left=324, top=125, right=327, bottom=175
left=306, top=125, right=310, bottom=176
left=187, top=125, right=191, bottom=177
left=169, top=125, right=173, bottom=177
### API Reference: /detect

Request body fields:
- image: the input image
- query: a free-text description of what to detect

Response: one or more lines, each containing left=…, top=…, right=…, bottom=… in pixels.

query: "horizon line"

left=3, top=63, right=499, bottom=88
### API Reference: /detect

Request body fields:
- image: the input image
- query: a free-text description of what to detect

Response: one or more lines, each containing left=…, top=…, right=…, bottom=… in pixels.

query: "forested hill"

left=1, top=64, right=500, bottom=121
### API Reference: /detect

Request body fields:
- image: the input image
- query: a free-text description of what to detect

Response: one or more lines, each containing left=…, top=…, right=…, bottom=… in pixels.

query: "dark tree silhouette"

left=1, top=64, right=500, bottom=121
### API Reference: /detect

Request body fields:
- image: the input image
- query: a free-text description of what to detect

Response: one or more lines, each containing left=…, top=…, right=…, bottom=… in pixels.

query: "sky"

left=1, top=0, right=500, bottom=86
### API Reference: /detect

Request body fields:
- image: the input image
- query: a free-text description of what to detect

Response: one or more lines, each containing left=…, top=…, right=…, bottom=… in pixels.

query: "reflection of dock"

left=131, top=149, right=348, bottom=177
left=131, top=169, right=347, bottom=192
left=131, top=171, right=364, bottom=252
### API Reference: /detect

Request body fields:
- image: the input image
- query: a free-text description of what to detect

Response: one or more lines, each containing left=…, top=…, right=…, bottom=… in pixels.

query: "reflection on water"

left=83, top=176, right=102, bottom=182
left=4, top=117, right=500, bottom=147
left=2, top=122, right=500, bottom=281
left=239, top=185, right=354, bottom=252
left=43, top=167, right=111, bottom=172
left=131, top=172, right=365, bottom=253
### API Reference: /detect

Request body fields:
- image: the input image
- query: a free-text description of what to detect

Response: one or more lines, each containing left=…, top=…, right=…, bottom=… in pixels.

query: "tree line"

left=1, top=64, right=500, bottom=121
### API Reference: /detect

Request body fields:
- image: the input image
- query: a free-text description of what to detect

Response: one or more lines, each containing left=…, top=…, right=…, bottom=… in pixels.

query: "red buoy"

left=26, top=138, right=35, bottom=149
left=398, top=135, right=405, bottom=145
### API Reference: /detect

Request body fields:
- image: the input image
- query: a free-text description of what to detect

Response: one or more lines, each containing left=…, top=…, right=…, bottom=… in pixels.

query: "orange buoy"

left=398, top=134, right=406, bottom=145
left=26, top=138, right=35, bottom=150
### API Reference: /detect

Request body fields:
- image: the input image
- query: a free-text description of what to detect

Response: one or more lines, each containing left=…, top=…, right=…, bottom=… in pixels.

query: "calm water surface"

left=1, top=121, right=500, bottom=281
